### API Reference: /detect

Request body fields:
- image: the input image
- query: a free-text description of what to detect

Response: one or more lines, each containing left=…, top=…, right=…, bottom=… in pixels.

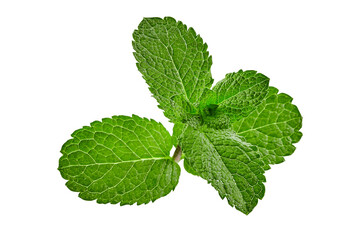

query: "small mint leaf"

left=212, top=70, right=270, bottom=122
left=170, top=95, right=197, bottom=122
left=202, top=110, right=231, bottom=129
left=58, top=115, right=180, bottom=205
left=198, top=88, right=217, bottom=109
left=233, top=87, right=303, bottom=164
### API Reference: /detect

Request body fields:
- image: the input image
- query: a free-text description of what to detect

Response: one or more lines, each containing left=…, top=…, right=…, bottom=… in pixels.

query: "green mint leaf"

left=198, top=87, right=217, bottom=110
left=58, top=115, right=180, bottom=205
left=178, top=125, right=268, bottom=214
left=133, top=17, right=213, bottom=122
left=233, top=87, right=303, bottom=164
left=212, top=70, right=270, bottom=122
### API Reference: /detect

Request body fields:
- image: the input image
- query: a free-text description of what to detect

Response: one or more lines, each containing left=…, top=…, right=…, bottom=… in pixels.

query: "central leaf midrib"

left=146, top=17, right=191, bottom=103
left=58, top=156, right=172, bottom=170
left=201, top=131, right=248, bottom=210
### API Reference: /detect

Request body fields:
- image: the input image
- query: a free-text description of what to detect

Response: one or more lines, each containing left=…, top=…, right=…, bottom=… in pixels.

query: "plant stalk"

left=172, top=145, right=182, bottom=163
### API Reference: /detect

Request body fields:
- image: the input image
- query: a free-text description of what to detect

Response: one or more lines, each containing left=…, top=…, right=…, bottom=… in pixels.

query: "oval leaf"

left=58, top=115, right=180, bottom=205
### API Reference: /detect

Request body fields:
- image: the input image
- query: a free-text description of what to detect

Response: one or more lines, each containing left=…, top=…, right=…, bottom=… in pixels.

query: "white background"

left=1, top=0, right=359, bottom=239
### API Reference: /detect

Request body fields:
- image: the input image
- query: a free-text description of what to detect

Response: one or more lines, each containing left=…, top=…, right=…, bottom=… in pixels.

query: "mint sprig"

left=59, top=17, right=302, bottom=214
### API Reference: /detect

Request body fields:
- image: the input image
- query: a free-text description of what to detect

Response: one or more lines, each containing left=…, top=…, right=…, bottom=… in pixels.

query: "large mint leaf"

left=133, top=17, right=213, bottom=121
left=233, top=87, right=303, bottom=165
left=179, top=125, right=269, bottom=214
left=58, top=115, right=180, bottom=205
left=212, top=70, right=269, bottom=122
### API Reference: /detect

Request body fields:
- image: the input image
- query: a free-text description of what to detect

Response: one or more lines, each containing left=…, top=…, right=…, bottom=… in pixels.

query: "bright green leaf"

left=233, top=87, right=303, bottom=164
left=179, top=125, right=269, bottom=214
left=133, top=17, right=213, bottom=121
left=212, top=70, right=270, bottom=122
left=58, top=115, right=180, bottom=205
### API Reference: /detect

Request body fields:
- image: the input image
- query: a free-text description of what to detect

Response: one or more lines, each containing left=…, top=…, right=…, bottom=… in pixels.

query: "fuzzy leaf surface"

left=212, top=70, right=270, bottom=122
left=233, top=87, right=302, bottom=164
left=179, top=125, right=269, bottom=214
left=58, top=115, right=180, bottom=205
left=133, top=17, right=213, bottom=121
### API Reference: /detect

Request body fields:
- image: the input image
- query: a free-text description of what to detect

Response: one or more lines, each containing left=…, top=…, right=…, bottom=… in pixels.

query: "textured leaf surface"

left=133, top=17, right=213, bottom=121
left=233, top=87, right=302, bottom=164
left=58, top=115, right=180, bottom=205
left=170, top=95, right=197, bottom=123
left=212, top=70, right=269, bottom=122
left=179, top=125, right=269, bottom=214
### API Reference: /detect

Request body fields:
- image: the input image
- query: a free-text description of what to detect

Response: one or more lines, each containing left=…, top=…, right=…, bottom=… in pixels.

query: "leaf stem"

left=172, top=145, right=182, bottom=163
